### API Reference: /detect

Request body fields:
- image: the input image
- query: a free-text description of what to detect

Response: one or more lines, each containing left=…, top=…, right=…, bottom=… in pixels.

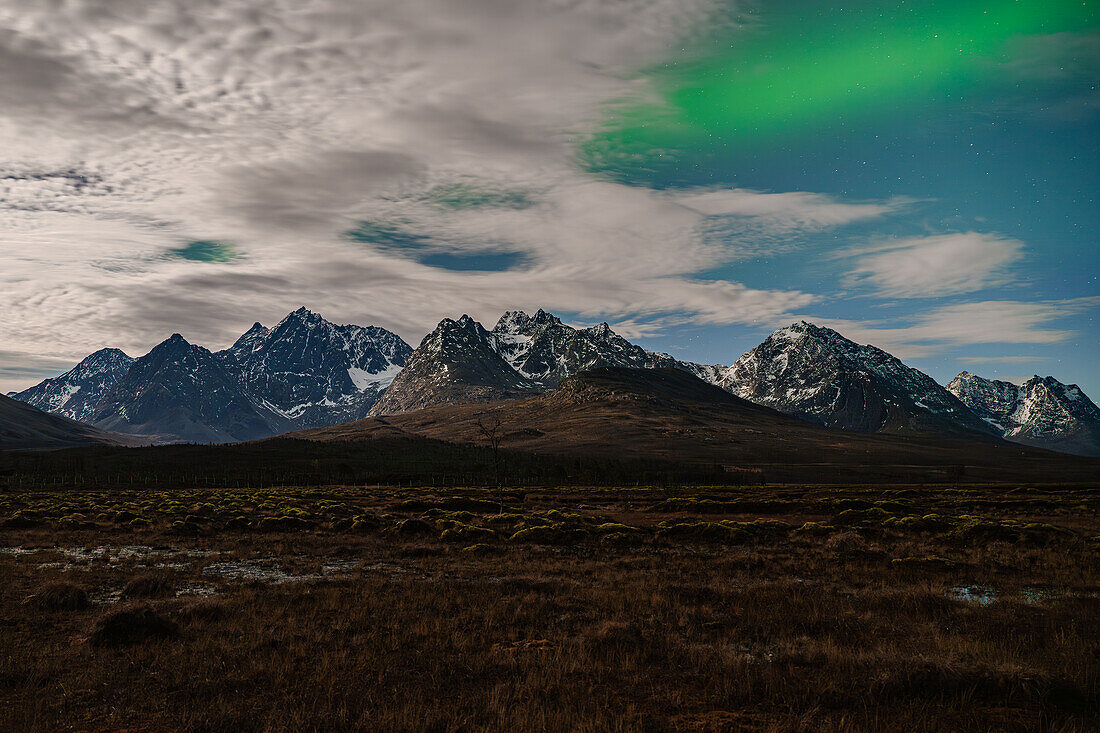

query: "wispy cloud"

left=799, top=297, right=1100, bottom=359
left=958, top=355, right=1050, bottom=365
left=838, top=232, right=1025, bottom=298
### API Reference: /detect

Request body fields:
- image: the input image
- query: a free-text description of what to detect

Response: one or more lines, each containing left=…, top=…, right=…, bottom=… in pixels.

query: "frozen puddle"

left=948, top=585, right=996, bottom=606
left=176, top=582, right=219, bottom=598
left=0, top=545, right=220, bottom=569
left=201, top=561, right=319, bottom=584
left=948, top=585, right=1064, bottom=606
left=201, top=559, right=359, bottom=584
left=0, top=547, right=38, bottom=557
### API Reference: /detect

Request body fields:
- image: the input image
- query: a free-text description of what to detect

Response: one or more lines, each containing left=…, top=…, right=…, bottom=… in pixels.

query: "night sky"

left=1, top=0, right=1097, bottom=396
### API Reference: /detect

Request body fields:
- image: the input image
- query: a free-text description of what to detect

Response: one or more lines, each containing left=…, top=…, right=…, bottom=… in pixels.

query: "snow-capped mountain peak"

left=371, top=308, right=724, bottom=416
left=217, top=308, right=413, bottom=426
left=12, top=347, right=135, bottom=422
left=948, top=371, right=1100, bottom=455
left=721, top=322, right=996, bottom=437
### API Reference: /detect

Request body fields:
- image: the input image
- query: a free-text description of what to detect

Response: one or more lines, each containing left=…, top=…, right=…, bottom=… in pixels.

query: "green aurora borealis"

left=582, top=0, right=1098, bottom=178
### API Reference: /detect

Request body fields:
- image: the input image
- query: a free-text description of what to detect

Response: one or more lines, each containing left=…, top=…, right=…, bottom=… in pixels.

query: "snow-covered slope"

left=218, top=307, right=412, bottom=428
left=948, top=372, right=1100, bottom=456
left=491, top=309, right=686, bottom=385
left=369, top=309, right=721, bottom=416
left=12, top=348, right=134, bottom=422
left=91, top=334, right=293, bottom=444
left=368, top=315, right=538, bottom=416
left=719, top=322, right=997, bottom=438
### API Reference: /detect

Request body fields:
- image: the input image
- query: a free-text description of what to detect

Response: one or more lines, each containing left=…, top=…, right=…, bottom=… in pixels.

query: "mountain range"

left=295, top=366, right=1100, bottom=483
left=947, top=372, right=1100, bottom=457
left=715, top=321, right=998, bottom=439
left=11, top=308, right=411, bottom=444
left=8, top=307, right=1099, bottom=456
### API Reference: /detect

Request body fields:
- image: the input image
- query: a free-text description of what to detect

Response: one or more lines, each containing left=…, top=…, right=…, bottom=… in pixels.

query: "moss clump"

left=390, top=518, right=438, bottom=537
left=509, top=525, right=588, bottom=545
left=830, top=508, right=892, bottom=526
left=89, top=605, right=179, bottom=647
left=440, top=524, right=496, bottom=543
left=25, top=582, right=90, bottom=611
left=57, top=513, right=91, bottom=529
left=594, top=522, right=643, bottom=535
left=725, top=519, right=792, bottom=538
left=656, top=521, right=747, bottom=544
left=122, top=574, right=177, bottom=599
left=794, top=521, right=831, bottom=536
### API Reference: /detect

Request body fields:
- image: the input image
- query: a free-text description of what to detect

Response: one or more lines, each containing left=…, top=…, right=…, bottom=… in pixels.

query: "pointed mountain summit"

left=218, top=307, right=412, bottom=427
left=948, top=372, right=1100, bottom=456
left=225, top=321, right=271, bottom=363
left=491, top=309, right=675, bottom=386
left=14, top=308, right=414, bottom=442
left=12, top=347, right=134, bottom=422
left=368, top=315, right=538, bottom=416
left=370, top=309, right=722, bottom=416
left=719, top=322, right=997, bottom=438
left=91, top=334, right=291, bottom=444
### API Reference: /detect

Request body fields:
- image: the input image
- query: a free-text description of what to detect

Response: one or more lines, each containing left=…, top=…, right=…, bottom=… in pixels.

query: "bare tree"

left=475, top=413, right=505, bottom=512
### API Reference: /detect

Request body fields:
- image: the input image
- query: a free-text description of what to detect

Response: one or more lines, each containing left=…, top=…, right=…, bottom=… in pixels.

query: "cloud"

left=839, top=232, right=1025, bottom=298
left=674, top=189, right=906, bottom=230
left=797, top=297, right=1100, bottom=360
left=958, top=355, right=1050, bottom=365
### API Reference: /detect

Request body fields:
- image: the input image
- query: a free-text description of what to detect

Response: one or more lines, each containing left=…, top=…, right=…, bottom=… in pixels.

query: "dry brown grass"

left=0, top=483, right=1097, bottom=731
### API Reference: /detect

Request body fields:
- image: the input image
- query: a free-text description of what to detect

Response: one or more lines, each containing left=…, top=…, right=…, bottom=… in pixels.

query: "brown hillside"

left=291, top=368, right=1100, bottom=483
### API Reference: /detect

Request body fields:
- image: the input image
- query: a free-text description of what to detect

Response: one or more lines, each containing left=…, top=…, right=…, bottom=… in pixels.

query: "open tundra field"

left=2, top=482, right=1098, bottom=732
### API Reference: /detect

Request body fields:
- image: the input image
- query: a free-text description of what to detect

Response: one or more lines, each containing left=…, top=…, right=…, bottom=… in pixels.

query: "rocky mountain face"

left=12, top=348, right=134, bottom=422
left=490, top=309, right=716, bottom=386
left=217, top=307, right=412, bottom=427
left=13, top=309, right=413, bottom=443
left=10, top=307, right=1094, bottom=456
left=947, top=372, right=1100, bottom=456
left=369, top=309, right=719, bottom=416
left=718, top=322, right=998, bottom=439
left=90, top=334, right=292, bottom=444
left=368, top=315, right=539, bottom=416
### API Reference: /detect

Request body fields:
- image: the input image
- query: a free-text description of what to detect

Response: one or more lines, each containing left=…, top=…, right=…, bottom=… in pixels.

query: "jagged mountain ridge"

left=368, top=315, right=540, bottom=416
left=12, top=348, right=134, bottom=422
left=9, top=307, right=1092, bottom=454
left=718, top=322, right=998, bottom=439
left=368, top=310, right=720, bottom=416
left=947, top=371, right=1100, bottom=456
left=217, top=307, right=412, bottom=428
left=90, top=334, right=293, bottom=444
left=14, top=309, right=413, bottom=443
left=490, top=309, right=719, bottom=387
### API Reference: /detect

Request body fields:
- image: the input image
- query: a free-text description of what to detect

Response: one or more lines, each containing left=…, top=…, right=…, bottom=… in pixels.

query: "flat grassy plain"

left=1, top=483, right=1097, bottom=732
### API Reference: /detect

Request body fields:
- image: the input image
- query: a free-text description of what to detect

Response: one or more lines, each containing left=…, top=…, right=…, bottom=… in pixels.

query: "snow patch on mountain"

left=948, top=371, right=1100, bottom=455
left=720, top=321, right=996, bottom=437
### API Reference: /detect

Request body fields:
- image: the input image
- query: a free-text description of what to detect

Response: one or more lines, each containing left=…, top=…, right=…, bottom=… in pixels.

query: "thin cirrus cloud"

left=802, top=297, right=1100, bottom=360
left=839, top=232, right=1026, bottom=298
